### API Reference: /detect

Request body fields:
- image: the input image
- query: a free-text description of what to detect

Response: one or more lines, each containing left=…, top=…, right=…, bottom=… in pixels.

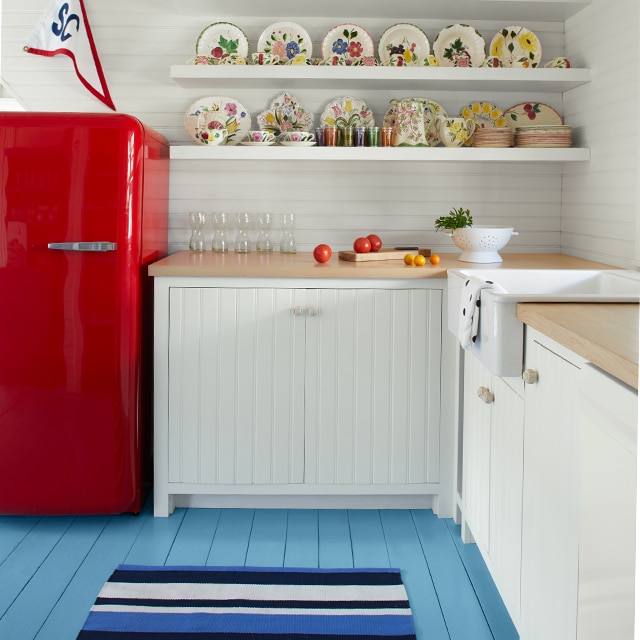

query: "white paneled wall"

left=564, top=0, right=639, bottom=267
left=1, top=0, right=637, bottom=265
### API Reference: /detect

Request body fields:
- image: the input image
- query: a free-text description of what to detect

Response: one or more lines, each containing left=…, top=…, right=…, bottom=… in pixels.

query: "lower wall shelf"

left=170, top=145, right=591, bottom=162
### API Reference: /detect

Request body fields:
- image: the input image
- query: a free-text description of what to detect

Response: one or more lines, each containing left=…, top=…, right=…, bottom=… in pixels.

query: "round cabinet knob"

left=307, top=306, right=319, bottom=316
left=292, top=305, right=304, bottom=316
left=477, top=386, right=495, bottom=404
left=522, top=369, right=539, bottom=384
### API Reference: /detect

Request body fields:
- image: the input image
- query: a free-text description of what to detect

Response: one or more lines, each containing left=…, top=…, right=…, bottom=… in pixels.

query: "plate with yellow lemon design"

left=490, top=26, right=541, bottom=68
left=460, top=102, right=508, bottom=145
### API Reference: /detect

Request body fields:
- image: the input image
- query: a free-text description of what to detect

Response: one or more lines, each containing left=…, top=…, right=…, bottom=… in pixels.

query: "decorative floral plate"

left=184, top=96, right=251, bottom=145
left=320, top=96, right=375, bottom=128
left=461, top=101, right=507, bottom=128
left=433, top=24, right=486, bottom=67
left=490, top=26, right=542, bottom=68
left=257, top=92, right=314, bottom=137
left=504, top=102, right=563, bottom=130
left=383, top=98, right=447, bottom=146
left=378, top=23, right=430, bottom=66
left=460, top=101, right=508, bottom=146
left=321, top=24, right=375, bottom=63
left=257, top=22, right=313, bottom=62
left=195, top=22, right=249, bottom=59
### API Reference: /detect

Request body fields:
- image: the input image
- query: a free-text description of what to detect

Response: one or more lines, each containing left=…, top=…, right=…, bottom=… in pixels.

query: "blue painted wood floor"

left=0, top=500, right=519, bottom=640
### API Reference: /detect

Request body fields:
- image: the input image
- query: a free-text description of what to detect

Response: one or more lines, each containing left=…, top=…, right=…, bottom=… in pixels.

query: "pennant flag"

left=24, top=0, right=116, bottom=110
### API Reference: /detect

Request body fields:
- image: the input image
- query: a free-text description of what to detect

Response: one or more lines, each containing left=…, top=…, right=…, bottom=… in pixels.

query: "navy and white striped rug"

left=77, top=565, right=417, bottom=639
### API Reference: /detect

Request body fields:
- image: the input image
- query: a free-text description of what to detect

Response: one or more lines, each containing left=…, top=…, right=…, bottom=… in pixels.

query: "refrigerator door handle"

left=48, top=242, right=117, bottom=252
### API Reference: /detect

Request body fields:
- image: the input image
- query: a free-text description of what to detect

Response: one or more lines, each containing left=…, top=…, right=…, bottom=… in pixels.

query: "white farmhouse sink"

left=447, top=269, right=640, bottom=377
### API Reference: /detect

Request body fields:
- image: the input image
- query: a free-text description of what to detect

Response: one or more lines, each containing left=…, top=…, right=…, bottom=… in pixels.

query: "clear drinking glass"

left=235, top=212, right=252, bottom=253
left=212, top=212, right=229, bottom=252
left=280, top=213, right=296, bottom=254
left=189, top=211, right=207, bottom=252
left=256, top=212, right=273, bottom=252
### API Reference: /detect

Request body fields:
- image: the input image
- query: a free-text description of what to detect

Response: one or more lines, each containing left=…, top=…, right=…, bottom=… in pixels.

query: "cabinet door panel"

left=305, top=288, right=441, bottom=485
left=168, top=287, right=305, bottom=485
left=489, top=375, right=524, bottom=620
left=521, top=337, right=579, bottom=640
left=462, top=350, right=492, bottom=550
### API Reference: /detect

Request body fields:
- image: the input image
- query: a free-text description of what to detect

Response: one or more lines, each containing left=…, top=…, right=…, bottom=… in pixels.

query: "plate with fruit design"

left=504, top=102, right=563, bottom=130
left=433, top=24, right=485, bottom=67
left=196, top=22, right=249, bottom=59
left=378, top=23, right=430, bottom=66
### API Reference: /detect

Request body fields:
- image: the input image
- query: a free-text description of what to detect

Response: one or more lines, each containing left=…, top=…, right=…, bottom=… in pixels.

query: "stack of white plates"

left=472, top=127, right=513, bottom=148
left=514, top=125, right=572, bottom=148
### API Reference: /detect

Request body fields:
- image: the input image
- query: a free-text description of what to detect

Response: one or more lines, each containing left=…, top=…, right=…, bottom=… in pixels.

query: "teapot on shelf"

left=435, top=114, right=475, bottom=147
left=389, top=98, right=434, bottom=147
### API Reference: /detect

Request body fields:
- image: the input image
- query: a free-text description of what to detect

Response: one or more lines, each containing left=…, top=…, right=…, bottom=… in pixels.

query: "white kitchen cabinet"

left=155, top=279, right=443, bottom=516
left=576, top=363, right=637, bottom=640
left=520, top=328, right=582, bottom=640
left=461, top=350, right=524, bottom=622
left=461, top=323, right=637, bottom=639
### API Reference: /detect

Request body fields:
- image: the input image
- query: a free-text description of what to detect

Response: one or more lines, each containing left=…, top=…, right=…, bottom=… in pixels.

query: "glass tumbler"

left=189, top=211, right=207, bottom=252
left=235, top=212, right=252, bottom=253
left=280, top=213, right=296, bottom=254
left=211, top=212, right=229, bottom=252
left=256, top=212, right=273, bottom=252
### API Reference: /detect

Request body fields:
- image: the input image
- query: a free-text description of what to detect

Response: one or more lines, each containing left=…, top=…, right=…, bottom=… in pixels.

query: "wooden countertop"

left=517, top=303, right=639, bottom=390
left=149, top=251, right=614, bottom=279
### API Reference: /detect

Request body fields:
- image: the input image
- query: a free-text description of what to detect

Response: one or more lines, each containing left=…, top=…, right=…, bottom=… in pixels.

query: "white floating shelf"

left=170, top=65, right=591, bottom=93
left=171, top=0, right=590, bottom=21
left=170, top=145, right=591, bottom=163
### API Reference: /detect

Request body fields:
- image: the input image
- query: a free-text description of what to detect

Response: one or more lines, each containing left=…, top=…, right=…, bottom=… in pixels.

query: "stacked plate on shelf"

left=514, top=125, right=572, bottom=148
left=472, top=127, right=513, bottom=148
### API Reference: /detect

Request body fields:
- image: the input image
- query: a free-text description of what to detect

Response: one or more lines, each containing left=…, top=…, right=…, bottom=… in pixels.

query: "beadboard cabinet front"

left=155, top=283, right=442, bottom=515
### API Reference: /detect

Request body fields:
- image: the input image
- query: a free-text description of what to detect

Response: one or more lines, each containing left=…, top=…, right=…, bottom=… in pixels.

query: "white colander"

left=446, top=226, right=518, bottom=263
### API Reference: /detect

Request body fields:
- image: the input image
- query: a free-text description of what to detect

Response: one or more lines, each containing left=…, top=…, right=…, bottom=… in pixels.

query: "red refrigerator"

left=0, top=113, right=169, bottom=514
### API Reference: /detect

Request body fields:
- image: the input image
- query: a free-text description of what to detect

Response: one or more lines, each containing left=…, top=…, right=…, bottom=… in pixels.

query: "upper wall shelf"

left=170, top=0, right=591, bottom=21
left=170, top=66, right=591, bottom=93
left=170, top=146, right=591, bottom=163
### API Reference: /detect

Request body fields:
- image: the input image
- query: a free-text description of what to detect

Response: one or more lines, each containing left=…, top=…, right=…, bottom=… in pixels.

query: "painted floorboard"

left=166, top=507, right=222, bottom=565
left=245, top=508, right=288, bottom=566
left=35, top=509, right=151, bottom=640
left=207, top=508, right=254, bottom=566
left=412, top=509, right=495, bottom=640
left=0, top=516, right=40, bottom=565
left=0, top=505, right=518, bottom=640
left=318, top=509, right=353, bottom=568
left=0, top=516, right=108, bottom=640
left=283, top=509, right=319, bottom=568
left=446, top=519, right=520, bottom=640
left=348, top=510, right=391, bottom=568
left=380, top=509, right=450, bottom=640
left=0, top=516, right=74, bottom=617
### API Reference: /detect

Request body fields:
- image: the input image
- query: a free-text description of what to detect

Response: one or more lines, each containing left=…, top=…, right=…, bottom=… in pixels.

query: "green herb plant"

left=434, top=207, right=473, bottom=232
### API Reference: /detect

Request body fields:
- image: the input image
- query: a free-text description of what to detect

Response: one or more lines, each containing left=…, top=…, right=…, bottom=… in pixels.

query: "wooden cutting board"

left=338, top=248, right=431, bottom=262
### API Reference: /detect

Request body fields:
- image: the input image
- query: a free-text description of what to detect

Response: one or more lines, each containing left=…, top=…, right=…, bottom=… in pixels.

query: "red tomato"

left=353, top=237, right=371, bottom=253
left=367, top=234, right=382, bottom=252
left=313, top=244, right=332, bottom=263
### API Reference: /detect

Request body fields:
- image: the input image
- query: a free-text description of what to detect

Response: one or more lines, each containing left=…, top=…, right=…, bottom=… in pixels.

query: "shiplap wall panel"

left=2, top=0, right=636, bottom=265
left=563, top=0, right=638, bottom=267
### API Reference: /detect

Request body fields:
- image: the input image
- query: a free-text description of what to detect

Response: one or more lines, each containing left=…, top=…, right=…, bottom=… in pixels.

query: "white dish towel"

left=457, top=276, right=505, bottom=349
